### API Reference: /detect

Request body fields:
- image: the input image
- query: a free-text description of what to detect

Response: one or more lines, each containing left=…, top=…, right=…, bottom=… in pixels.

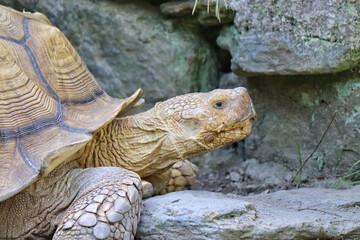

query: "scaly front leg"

left=54, top=167, right=142, bottom=240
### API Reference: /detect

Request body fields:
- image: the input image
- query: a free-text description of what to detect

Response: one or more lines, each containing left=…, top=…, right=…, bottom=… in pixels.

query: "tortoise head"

left=80, top=87, right=256, bottom=177
left=154, top=87, right=256, bottom=158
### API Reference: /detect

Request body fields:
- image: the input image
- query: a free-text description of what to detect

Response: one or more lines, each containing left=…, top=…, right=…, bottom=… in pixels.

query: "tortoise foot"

left=159, top=160, right=199, bottom=195
left=53, top=168, right=142, bottom=240
left=141, top=180, right=154, bottom=199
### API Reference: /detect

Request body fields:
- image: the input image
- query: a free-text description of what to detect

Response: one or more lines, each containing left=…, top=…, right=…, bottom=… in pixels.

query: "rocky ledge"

left=137, top=186, right=360, bottom=239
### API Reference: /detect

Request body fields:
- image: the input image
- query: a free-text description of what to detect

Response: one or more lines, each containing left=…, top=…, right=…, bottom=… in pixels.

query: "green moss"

left=345, top=4, right=357, bottom=17
left=338, top=48, right=360, bottom=72
left=303, top=38, right=339, bottom=54
left=301, top=93, right=318, bottom=107
left=301, top=38, right=360, bottom=74
left=165, top=208, right=175, bottom=217
left=246, top=205, right=256, bottom=211
left=334, top=77, right=360, bottom=126
left=335, top=78, right=360, bottom=102
left=213, top=210, right=246, bottom=220
left=345, top=105, right=360, bottom=125
left=169, top=28, right=216, bottom=93
left=22, top=9, right=32, bottom=14
left=217, top=26, right=239, bottom=55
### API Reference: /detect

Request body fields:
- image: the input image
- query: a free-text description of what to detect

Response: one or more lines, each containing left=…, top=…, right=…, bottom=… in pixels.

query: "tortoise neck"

left=77, top=108, right=184, bottom=178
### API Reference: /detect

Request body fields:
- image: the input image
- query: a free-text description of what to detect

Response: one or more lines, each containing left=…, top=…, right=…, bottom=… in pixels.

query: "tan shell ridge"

left=0, top=18, right=102, bottom=139
left=0, top=6, right=131, bottom=201
left=15, top=137, right=38, bottom=173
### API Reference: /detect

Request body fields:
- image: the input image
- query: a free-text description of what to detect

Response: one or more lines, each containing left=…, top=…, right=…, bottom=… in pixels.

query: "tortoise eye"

left=214, top=101, right=224, bottom=109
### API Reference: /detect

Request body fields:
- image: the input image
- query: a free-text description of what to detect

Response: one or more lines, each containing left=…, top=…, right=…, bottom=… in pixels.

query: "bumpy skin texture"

left=161, top=160, right=199, bottom=195
left=141, top=160, right=199, bottom=198
left=53, top=167, right=141, bottom=240
left=0, top=162, right=142, bottom=240
left=78, top=88, right=255, bottom=175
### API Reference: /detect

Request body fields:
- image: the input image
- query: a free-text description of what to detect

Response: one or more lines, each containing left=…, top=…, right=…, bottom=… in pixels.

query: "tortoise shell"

left=0, top=5, right=142, bottom=201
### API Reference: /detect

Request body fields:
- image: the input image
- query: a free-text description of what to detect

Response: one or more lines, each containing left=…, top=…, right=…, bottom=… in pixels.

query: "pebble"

left=229, top=172, right=241, bottom=182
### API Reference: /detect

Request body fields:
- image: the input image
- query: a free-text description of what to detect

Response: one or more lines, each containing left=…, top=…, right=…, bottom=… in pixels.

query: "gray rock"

left=137, top=187, right=360, bottom=239
left=229, top=171, right=240, bottom=182
left=217, top=0, right=360, bottom=75
left=241, top=159, right=293, bottom=186
left=0, top=0, right=217, bottom=108
left=217, top=72, right=360, bottom=189
left=137, top=190, right=254, bottom=239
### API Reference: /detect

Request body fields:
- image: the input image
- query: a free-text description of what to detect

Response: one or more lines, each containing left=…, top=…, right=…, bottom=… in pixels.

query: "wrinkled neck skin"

left=77, top=108, right=189, bottom=178
left=77, top=87, right=256, bottom=178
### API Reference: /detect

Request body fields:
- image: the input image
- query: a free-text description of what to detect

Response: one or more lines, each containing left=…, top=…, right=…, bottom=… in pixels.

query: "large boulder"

left=0, top=0, right=217, bottom=107
left=215, top=71, right=360, bottom=189
left=217, top=0, right=360, bottom=75
left=137, top=187, right=360, bottom=239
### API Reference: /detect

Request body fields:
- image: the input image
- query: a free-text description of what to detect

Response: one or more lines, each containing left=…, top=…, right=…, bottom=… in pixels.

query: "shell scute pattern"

left=0, top=5, right=132, bottom=202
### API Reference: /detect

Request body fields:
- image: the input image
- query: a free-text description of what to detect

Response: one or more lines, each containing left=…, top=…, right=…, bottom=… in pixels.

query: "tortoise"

left=0, top=5, right=256, bottom=240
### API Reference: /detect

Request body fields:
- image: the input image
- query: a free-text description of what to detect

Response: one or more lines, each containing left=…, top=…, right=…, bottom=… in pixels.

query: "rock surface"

left=0, top=0, right=217, bottom=108
left=209, top=71, right=360, bottom=192
left=137, top=187, right=360, bottom=239
left=217, top=0, right=360, bottom=75
left=190, top=147, right=295, bottom=195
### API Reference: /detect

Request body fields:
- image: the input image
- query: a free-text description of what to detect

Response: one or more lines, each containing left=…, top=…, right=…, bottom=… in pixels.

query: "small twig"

left=289, top=112, right=337, bottom=185
left=192, top=0, right=199, bottom=15
left=215, top=0, right=220, bottom=22
left=297, top=208, right=341, bottom=217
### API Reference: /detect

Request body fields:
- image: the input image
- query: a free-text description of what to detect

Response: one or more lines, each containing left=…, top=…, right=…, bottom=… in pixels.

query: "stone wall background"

left=2, top=0, right=359, bottom=194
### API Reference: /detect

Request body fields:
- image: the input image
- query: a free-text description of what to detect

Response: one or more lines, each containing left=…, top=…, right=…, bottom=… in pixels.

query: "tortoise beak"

left=234, top=87, right=256, bottom=122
